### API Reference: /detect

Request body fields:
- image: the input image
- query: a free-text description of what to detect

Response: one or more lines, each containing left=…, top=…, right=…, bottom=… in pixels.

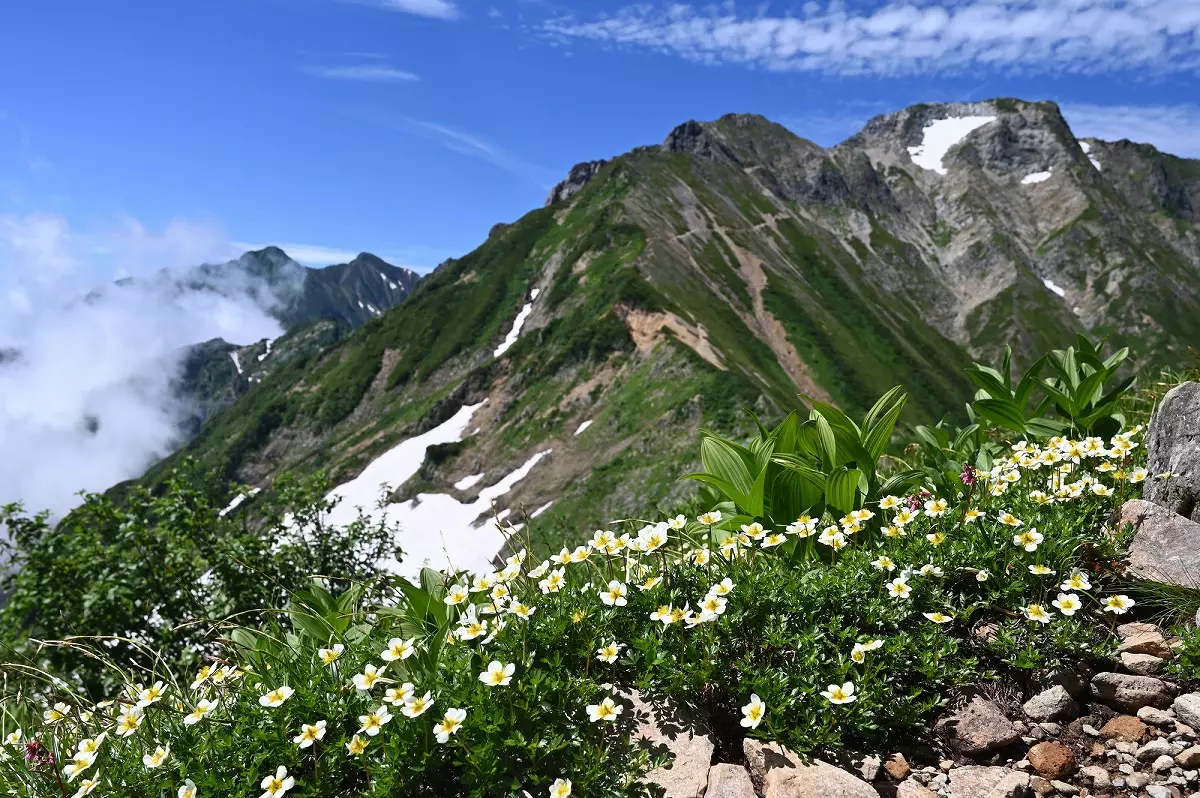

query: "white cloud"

left=0, top=214, right=284, bottom=517
left=540, top=1, right=1200, bottom=76
left=1061, top=103, right=1200, bottom=158
left=305, top=65, right=421, bottom=82
left=375, top=0, right=460, bottom=20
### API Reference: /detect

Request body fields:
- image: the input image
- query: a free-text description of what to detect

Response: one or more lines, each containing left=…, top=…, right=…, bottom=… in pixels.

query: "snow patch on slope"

left=574, top=420, right=593, bottom=436
left=454, top=473, right=484, bottom=491
left=494, top=288, right=541, bottom=358
left=907, top=116, right=996, bottom=175
left=257, top=338, right=274, bottom=362
left=1043, top=278, right=1067, bottom=297
left=1021, top=170, right=1053, bottom=185
left=531, top=501, right=554, bottom=518
left=230, top=351, right=243, bottom=375
left=219, top=487, right=260, bottom=517
left=1080, top=141, right=1102, bottom=170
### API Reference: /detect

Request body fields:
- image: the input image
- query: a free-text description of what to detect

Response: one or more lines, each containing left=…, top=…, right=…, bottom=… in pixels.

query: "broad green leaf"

left=699, top=434, right=755, bottom=500
left=863, top=390, right=907, bottom=461
left=972, top=398, right=1027, bottom=433
left=825, top=467, right=862, bottom=513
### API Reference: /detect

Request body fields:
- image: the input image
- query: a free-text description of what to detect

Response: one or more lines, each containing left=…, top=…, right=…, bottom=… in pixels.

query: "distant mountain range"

left=119, top=98, right=1200, bottom=559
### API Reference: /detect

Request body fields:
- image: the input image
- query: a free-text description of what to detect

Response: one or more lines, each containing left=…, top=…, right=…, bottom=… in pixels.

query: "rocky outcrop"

left=705, top=764, right=756, bottom=798
left=545, top=160, right=609, bottom=206
left=1121, top=499, right=1200, bottom=587
left=1145, top=382, right=1200, bottom=522
left=945, top=765, right=1030, bottom=797
left=763, top=759, right=878, bottom=798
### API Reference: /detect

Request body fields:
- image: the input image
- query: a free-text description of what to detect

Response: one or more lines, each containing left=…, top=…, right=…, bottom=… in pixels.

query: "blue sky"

left=2, top=0, right=1199, bottom=280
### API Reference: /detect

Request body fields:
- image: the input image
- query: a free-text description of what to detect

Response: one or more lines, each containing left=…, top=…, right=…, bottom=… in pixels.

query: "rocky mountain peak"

left=545, top=159, right=609, bottom=206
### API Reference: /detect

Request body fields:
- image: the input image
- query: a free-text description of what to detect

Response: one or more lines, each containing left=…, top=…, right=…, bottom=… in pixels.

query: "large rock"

left=1099, top=714, right=1148, bottom=741
left=1116, top=624, right=1174, bottom=658
left=763, top=760, right=877, bottom=798
left=897, top=780, right=937, bottom=798
left=935, top=697, right=1023, bottom=755
left=1175, top=692, right=1200, bottom=728
left=1023, top=686, right=1078, bottom=722
left=1121, top=651, right=1165, bottom=675
left=1091, top=671, right=1176, bottom=712
left=1027, top=741, right=1076, bottom=780
left=625, top=690, right=714, bottom=798
left=706, top=764, right=756, bottom=798
left=743, top=738, right=803, bottom=792
left=946, top=765, right=1031, bottom=797
left=1144, top=382, right=1200, bottom=522
left=1121, top=499, right=1200, bottom=587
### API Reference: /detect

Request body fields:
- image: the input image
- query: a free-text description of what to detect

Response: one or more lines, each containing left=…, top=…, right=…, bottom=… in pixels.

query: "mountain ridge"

left=126, top=97, right=1200, bottom=561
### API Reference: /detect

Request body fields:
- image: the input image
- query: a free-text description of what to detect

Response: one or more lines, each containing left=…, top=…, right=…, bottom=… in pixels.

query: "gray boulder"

left=763, top=760, right=878, bottom=798
left=1023, top=685, right=1079, bottom=722
left=1120, top=499, right=1200, bottom=588
left=1175, top=692, right=1200, bottom=728
left=706, top=764, right=756, bottom=798
left=946, top=765, right=1030, bottom=797
left=624, top=690, right=714, bottom=798
left=1145, top=381, right=1200, bottom=522
left=1091, top=671, right=1176, bottom=712
left=936, top=697, right=1023, bottom=755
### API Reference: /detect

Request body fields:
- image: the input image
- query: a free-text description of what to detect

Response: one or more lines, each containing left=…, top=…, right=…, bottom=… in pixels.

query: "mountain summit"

left=141, top=98, right=1199, bottom=564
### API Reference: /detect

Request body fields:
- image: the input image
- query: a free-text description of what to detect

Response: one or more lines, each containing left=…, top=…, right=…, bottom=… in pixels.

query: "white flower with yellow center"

left=691, top=547, right=712, bottom=565
left=75, top=734, right=105, bottom=757
left=821, top=682, right=857, bottom=704
left=384, top=682, right=415, bottom=706
left=590, top=529, right=616, bottom=551
left=1090, top=482, right=1114, bottom=497
left=701, top=595, right=728, bottom=616
left=293, top=720, right=327, bottom=749
left=667, top=514, right=688, bottom=530
left=963, top=509, right=984, bottom=523
left=527, top=560, right=551, bottom=579
left=697, top=510, right=722, bottom=526
left=919, top=564, right=944, bottom=578
left=638, top=524, right=669, bottom=552
left=1061, top=571, right=1091, bottom=591
left=550, top=778, right=573, bottom=798
left=1013, top=529, right=1044, bottom=552
left=1103, top=594, right=1135, bottom=614
left=600, top=580, right=628, bottom=607
left=871, top=556, right=896, bottom=572
left=260, top=685, right=296, bottom=706
left=926, top=532, right=947, bottom=547
left=458, top=607, right=488, bottom=641
left=509, top=601, right=537, bottom=619
left=879, top=495, right=901, bottom=509
left=479, top=661, right=516, bottom=686
left=64, top=752, right=97, bottom=782
left=44, top=702, right=70, bottom=724
left=761, top=532, right=788, bottom=548
left=997, top=511, right=1023, bottom=527
left=346, top=735, right=368, bottom=756
left=787, top=515, right=818, bottom=537
left=976, top=570, right=990, bottom=582
left=444, top=584, right=470, bottom=605
left=850, top=508, right=874, bottom=523
left=498, top=562, right=522, bottom=582
left=596, top=642, right=624, bottom=663
left=1095, top=461, right=1117, bottom=473
left=740, top=694, right=767, bottom=728
left=651, top=605, right=674, bottom=624
left=892, top=508, right=917, bottom=526
left=259, top=765, right=295, bottom=798
left=539, top=568, right=566, bottom=594
left=358, top=706, right=394, bottom=736
left=706, top=578, right=734, bottom=598
left=381, top=637, right=417, bottom=662
left=1051, top=593, right=1082, bottom=617
left=490, top=582, right=511, bottom=603
left=554, top=548, right=573, bottom=565
left=5, top=729, right=22, bottom=746
left=435, top=708, right=467, bottom=744
left=882, top=525, right=905, bottom=538
left=886, top=578, right=912, bottom=599
left=923, top=612, right=953, bottom=624
left=136, top=680, right=166, bottom=708
left=741, top=522, right=765, bottom=540
left=570, top=546, right=591, bottom=563
left=191, top=664, right=213, bottom=690
left=1128, top=468, right=1147, bottom=483
left=115, top=706, right=144, bottom=737
left=1028, top=564, right=1054, bottom=575
left=142, top=744, right=170, bottom=769
left=586, top=697, right=623, bottom=722
left=72, top=774, right=101, bottom=798
left=178, top=779, right=197, bottom=798
left=471, top=573, right=496, bottom=593
left=989, top=481, right=1009, bottom=496
left=1024, top=604, right=1052, bottom=624
left=402, top=691, right=434, bottom=718
left=924, top=498, right=949, bottom=517
left=1029, top=491, right=1054, bottom=506
left=317, top=643, right=344, bottom=666
left=184, top=698, right=219, bottom=726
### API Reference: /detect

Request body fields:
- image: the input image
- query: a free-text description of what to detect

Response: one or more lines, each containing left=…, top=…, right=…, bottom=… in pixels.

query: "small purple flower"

left=906, top=494, right=921, bottom=510
left=960, top=465, right=977, bottom=486
left=24, top=740, right=53, bottom=770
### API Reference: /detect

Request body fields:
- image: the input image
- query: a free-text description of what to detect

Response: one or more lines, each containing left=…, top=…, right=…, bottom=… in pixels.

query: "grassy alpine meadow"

left=0, top=340, right=1188, bottom=797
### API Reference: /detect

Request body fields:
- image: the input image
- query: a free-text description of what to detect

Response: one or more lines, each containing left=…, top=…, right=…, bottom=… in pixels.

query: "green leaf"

left=825, top=467, right=862, bottom=513
left=699, top=434, right=755, bottom=500
left=972, top=398, right=1027, bottom=433
left=965, top=366, right=1011, bottom=401
left=863, top=389, right=907, bottom=461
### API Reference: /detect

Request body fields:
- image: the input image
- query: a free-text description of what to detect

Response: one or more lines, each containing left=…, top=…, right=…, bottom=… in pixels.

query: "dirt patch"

left=715, top=230, right=834, bottom=403
left=621, top=307, right=727, bottom=371
left=559, top=361, right=620, bottom=410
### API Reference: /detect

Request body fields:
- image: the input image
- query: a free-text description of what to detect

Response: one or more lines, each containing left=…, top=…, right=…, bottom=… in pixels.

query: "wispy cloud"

left=400, top=118, right=557, bottom=184
left=539, top=1, right=1200, bottom=77
left=305, top=64, right=420, bottom=82
left=370, top=0, right=460, bottom=20
left=1062, top=103, right=1200, bottom=158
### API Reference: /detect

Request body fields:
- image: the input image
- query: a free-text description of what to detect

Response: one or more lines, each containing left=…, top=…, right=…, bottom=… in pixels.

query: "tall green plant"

left=1041, top=336, right=1133, bottom=438
left=685, top=387, right=922, bottom=523
left=963, top=346, right=1062, bottom=438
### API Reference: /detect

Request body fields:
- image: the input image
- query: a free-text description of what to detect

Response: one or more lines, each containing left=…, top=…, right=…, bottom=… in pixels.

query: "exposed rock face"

left=935, top=697, right=1023, bottom=755
left=763, top=760, right=878, bottom=798
left=624, top=690, right=714, bottom=798
left=945, top=765, right=1031, bottom=797
left=743, top=738, right=803, bottom=792
left=1091, top=672, right=1176, bottom=712
left=1145, top=381, right=1200, bottom=522
left=705, top=764, right=756, bottom=798
left=1023, top=686, right=1079, bottom=722
left=544, top=159, right=609, bottom=206
left=1121, top=499, right=1200, bottom=587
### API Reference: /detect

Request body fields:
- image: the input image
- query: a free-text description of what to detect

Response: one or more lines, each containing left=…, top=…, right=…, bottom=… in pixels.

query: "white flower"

left=259, top=685, right=296, bottom=706
left=114, top=706, right=144, bottom=736
left=317, top=644, right=344, bottom=666
left=697, top=510, right=722, bottom=525
left=1061, top=571, right=1092, bottom=591
left=4, top=729, right=21, bottom=746
left=923, top=498, right=949, bottom=516
left=871, top=556, right=896, bottom=572
left=72, top=775, right=101, bottom=798
left=136, top=680, right=166, bottom=708
left=178, top=779, right=197, bottom=798
left=707, top=578, right=735, bottom=597
left=381, top=637, right=417, bottom=662
left=1051, top=593, right=1082, bottom=616
left=434, top=708, right=467, bottom=744
left=401, top=691, right=434, bottom=718
left=1103, top=594, right=1135, bottom=614
left=294, top=720, right=327, bottom=748
left=600, top=580, right=628, bottom=607
left=596, top=641, right=624, bottom=663
left=975, top=570, right=990, bottom=582
left=1024, top=604, right=1052, bottom=624
left=184, top=698, right=219, bottom=726
left=44, top=702, right=71, bottom=724
left=539, top=568, right=567, bottom=594
left=478, top=661, right=516, bottom=687
left=358, top=706, right=394, bottom=736
left=923, top=611, right=953, bottom=624
left=740, top=694, right=766, bottom=728
left=1013, top=529, right=1044, bottom=552
left=886, top=578, right=912, bottom=599
left=821, top=682, right=857, bottom=704
left=667, top=514, right=687, bottom=530
left=1028, top=564, right=1054, bottom=575
left=586, top=697, right=624, bottom=722
left=384, top=682, right=416, bottom=706
left=142, top=744, right=170, bottom=769
left=549, top=778, right=573, bottom=798
left=259, top=765, right=295, bottom=798
left=919, top=564, right=944, bottom=578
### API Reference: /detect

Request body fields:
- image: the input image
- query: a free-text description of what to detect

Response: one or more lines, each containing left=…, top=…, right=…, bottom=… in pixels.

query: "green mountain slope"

left=139, top=98, right=1200, bottom=557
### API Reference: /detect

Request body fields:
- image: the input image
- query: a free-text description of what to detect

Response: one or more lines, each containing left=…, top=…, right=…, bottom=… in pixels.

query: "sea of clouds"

left=0, top=213, right=285, bottom=517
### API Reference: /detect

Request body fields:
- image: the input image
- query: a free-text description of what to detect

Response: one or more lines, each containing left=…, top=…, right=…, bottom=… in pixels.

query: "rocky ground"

left=627, top=383, right=1200, bottom=798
